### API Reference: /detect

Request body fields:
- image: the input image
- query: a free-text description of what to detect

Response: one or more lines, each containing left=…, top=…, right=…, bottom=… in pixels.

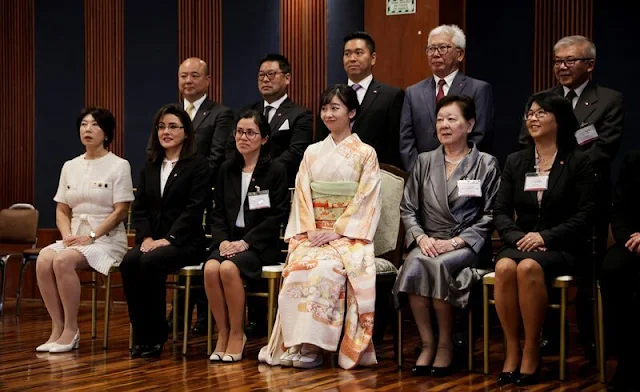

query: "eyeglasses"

left=258, top=71, right=285, bottom=81
left=553, top=58, right=593, bottom=67
left=426, top=45, right=455, bottom=56
left=156, top=124, right=184, bottom=131
left=524, top=110, right=548, bottom=120
left=233, top=129, right=261, bottom=140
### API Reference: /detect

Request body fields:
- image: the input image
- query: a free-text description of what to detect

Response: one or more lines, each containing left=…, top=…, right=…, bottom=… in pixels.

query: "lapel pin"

left=173, top=173, right=177, bottom=177
left=278, top=113, right=282, bottom=117
left=585, top=102, right=589, bottom=106
left=560, top=161, right=564, bottom=165
left=373, top=90, right=378, bottom=94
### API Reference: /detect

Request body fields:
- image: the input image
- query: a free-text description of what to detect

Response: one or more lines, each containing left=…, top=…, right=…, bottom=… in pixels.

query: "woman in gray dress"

left=393, top=95, right=500, bottom=377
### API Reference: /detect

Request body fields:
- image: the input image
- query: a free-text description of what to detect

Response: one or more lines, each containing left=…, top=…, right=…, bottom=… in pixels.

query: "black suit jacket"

left=243, top=98, right=313, bottom=185
left=187, top=98, right=234, bottom=180
left=519, top=82, right=625, bottom=180
left=315, top=79, right=405, bottom=167
left=133, top=154, right=212, bottom=249
left=493, top=148, right=597, bottom=257
left=611, top=150, right=640, bottom=245
left=210, top=159, right=290, bottom=266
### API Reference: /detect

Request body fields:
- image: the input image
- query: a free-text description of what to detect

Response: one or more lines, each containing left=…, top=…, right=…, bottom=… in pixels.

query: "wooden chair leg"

left=129, top=324, right=133, bottom=350
left=266, top=277, right=277, bottom=341
left=207, top=307, right=213, bottom=355
left=468, top=306, right=473, bottom=371
left=103, top=272, right=113, bottom=349
left=483, top=282, right=490, bottom=375
left=182, top=275, right=191, bottom=355
left=597, top=281, right=606, bottom=383
left=397, top=309, right=403, bottom=368
left=559, top=286, right=568, bottom=381
left=172, top=278, right=178, bottom=342
left=0, top=259, right=6, bottom=316
left=16, top=258, right=29, bottom=316
left=91, top=272, right=97, bottom=338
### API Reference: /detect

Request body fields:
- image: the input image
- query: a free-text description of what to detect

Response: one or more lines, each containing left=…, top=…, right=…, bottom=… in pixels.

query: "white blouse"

left=235, top=171, right=253, bottom=228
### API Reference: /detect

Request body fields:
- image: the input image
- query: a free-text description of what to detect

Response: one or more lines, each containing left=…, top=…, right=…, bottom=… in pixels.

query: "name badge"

left=574, top=124, right=598, bottom=146
left=248, top=189, right=271, bottom=210
left=457, top=180, right=482, bottom=197
left=524, top=173, right=549, bottom=191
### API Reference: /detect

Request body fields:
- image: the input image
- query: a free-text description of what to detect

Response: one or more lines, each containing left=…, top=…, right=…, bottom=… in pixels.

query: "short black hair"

left=76, top=107, right=115, bottom=148
left=524, top=91, right=578, bottom=152
left=258, top=53, right=291, bottom=74
left=436, top=94, right=477, bottom=121
left=320, top=84, right=360, bottom=120
left=229, top=109, right=272, bottom=170
left=147, top=104, right=196, bottom=163
left=343, top=31, right=376, bottom=54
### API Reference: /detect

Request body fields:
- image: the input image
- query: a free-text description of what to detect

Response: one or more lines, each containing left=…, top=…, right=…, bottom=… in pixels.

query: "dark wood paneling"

left=533, top=0, right=593, bottom=92
left=178, top=0, right=223, bottom=102
left=0, top=0, right=35, bottom=209
left=84, top=0, right=125, bottom=157
left=281, top=0, right=327, bottom=122
left=365, top=0, right=439, bottom=89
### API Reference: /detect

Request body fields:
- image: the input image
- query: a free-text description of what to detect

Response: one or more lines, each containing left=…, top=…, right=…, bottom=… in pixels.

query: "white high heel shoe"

left=35, top=342, right=57, bottom=352
left=49, top=330, right=80, bottom=353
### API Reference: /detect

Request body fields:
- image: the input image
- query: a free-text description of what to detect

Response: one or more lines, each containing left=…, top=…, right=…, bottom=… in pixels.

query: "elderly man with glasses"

left=399, top=24, right=495, bottom=172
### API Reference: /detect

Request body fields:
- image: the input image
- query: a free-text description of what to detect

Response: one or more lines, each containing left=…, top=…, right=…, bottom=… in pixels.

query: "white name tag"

left=524, top=173, right=549, bottom=191
left=457, top=180, right=482, bottom=197
left=574, top=124, right=598, bottom=146
left=248, top=191, right=271, bottom=210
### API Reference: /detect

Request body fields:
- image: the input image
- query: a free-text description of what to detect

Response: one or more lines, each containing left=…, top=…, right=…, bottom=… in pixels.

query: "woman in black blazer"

left=121, top=104, right=211, bottom=359
left=492, top=92, right=596, bottom=386
left=204, top=109, right=289, bottom=362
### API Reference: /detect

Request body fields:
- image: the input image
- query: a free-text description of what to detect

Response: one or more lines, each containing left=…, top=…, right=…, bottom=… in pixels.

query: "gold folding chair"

left=482, top=272, right=574, bottom=380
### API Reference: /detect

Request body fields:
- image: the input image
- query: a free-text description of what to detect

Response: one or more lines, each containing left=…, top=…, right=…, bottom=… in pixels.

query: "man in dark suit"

left=518, top=36, right=625, bottom=360
left=243, top=54, right=312, bottom=186
left=314, top=31, right=405, bottom=168
left=179, top=57, right=234, bottom=180
left=170, top=57, right=234, bottom=334
left=399, top=24, right=494, bottom=172
left=600, top=150, right=640, bottom=392
left=239, top=54, right=312, bottom=336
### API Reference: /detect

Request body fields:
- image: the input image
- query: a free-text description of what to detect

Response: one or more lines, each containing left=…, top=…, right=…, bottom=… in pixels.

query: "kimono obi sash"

left=310, top=181, right=358, bottom=229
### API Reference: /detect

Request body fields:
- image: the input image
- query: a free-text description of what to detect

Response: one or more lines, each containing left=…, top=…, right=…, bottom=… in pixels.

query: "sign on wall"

left=386, top=0, right=416, bottom=15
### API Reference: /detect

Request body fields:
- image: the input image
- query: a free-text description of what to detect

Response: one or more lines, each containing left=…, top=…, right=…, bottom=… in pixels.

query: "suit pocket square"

left=278, top=119, right=290, bottom=131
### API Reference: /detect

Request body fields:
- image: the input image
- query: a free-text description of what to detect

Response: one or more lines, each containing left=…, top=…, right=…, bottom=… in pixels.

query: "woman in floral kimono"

left=258, top=84, right=381, bottom=369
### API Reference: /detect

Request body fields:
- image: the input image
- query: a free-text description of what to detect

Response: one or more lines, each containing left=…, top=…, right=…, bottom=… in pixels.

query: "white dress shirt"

left=348, top=74, right=373, bottom=104
left=433, top=70, right=459, bottom=97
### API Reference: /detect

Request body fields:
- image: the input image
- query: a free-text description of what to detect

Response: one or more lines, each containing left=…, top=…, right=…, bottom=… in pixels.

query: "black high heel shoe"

left=516, top=360, right=542, bottom=386
left=497, top=369, right=519, bottom=385
left=411, top=365, right=432, bottom=376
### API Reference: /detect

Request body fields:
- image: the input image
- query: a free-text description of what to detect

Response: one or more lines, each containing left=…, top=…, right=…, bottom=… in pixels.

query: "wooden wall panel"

left=281, top=0, right=327, bottom=125
left=533, top=0, right=593, bottom=92
left=84, top=0, right=125, bottom=157
left=178, top=0, right=223, bottom=102
left=365, top=0, right=440, bottom=89
left=0, top=0, right=35, bottom=208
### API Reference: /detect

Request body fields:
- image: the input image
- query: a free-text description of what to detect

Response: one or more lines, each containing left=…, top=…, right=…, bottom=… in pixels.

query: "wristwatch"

left=89, top=231, right=96, bottom=243
left=451, top=238, right=459, bottom=249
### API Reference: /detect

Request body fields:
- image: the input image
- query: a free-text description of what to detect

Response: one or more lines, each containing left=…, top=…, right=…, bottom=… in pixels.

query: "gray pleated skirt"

left=393, top=246, right=481, bottom=309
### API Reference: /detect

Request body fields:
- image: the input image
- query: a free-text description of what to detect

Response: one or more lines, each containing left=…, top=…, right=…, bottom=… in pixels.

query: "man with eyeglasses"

left=236, top=53, right=312, bottom=186
left=167, top=57, right=234, bottom=336
left=519, top=35, right=625, bottom=368
left=399, top=24, right=494, bottom=172
left=237, top=54, right=312, bottom=338
left=314, top=31, right=405, bottom=168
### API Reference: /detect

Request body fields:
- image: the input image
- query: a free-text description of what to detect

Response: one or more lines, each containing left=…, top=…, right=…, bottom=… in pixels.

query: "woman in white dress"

left=35, top=107, right=134, bottom=353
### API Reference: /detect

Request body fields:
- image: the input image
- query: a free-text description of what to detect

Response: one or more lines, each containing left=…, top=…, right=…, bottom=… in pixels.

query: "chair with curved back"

left=0, top=204, right=39, bottom=316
